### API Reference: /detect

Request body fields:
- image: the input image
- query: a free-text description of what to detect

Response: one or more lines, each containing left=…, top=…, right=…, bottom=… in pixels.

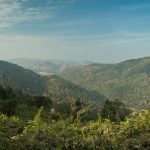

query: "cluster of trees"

left=101, top=99, right=131, bottom=122
left=0, top=86, right=18, bottom=115
left=0, top=85, right=131, bottom=123
left=1, top=85, right=148, bottom=149
left=0, top=105, right=150, bottom=149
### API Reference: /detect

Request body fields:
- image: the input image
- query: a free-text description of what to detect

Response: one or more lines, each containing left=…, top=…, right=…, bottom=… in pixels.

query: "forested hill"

left=59, top=57, right=150, bottom=108
left=0, top=60, right=45, bottom=95
left=0, top=60, right=105, bottom=103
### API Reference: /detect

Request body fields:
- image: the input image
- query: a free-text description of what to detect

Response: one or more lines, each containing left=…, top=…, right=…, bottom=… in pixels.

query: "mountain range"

left=59, top=57, right=150, bottom=108
left=8, top=58, right=92, bottom=75
left=8, top=57, right=150, bottom=108
left=0, top=60, right=105, bottom=103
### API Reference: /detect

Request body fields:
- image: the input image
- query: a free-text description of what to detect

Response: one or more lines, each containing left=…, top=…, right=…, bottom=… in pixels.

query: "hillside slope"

left=0, top=61, right=105, bottom=103
left=59, top=57, right=150, bottom=107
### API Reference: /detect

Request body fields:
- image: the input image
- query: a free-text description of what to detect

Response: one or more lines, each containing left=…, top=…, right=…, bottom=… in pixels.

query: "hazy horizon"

left=0, top=0, right=150, bottom=63
left=1, top=55, right=149, bottom=65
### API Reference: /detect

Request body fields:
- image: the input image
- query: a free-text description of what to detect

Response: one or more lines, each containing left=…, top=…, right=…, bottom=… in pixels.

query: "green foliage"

left=101, top=99, right=131, bottom=123
left=0, top=99, right=150, bottom=150
left=1, top=58, right=150, bottom=149
left=32, top=96, right=53, bottom=108
left=59, top=57, right=150, bottom=108
left=0, top=86, right=18, bottom=116
left=0, top=105, right=150, bottom=149
left=0, top=100, right=18, bottom=116
left=0, top=60, right=105, bottom=104
left=0, top=114, right=23, bottom=150
left=118, top=110, right=150, bottom=149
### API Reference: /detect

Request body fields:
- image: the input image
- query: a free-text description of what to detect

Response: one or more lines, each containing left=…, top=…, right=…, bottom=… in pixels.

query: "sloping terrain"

left=59, top=57, right=150, bottom=107
left=0, top=60, right=105, bottom=103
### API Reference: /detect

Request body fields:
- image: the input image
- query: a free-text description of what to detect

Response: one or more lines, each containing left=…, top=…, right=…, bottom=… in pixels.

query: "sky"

left=0, top=0, right=150, bottom=63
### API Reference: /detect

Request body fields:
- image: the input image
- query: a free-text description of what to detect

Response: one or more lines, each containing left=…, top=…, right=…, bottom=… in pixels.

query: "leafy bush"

left=1, top=105, right=150, bottom=149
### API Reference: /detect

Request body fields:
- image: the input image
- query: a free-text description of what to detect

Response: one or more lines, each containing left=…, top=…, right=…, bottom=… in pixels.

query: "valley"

left=1, top=0, right=150, bottom=149
left=0, top=57, right=150, bottom=149
left=9, top=57, right=150, bottom=108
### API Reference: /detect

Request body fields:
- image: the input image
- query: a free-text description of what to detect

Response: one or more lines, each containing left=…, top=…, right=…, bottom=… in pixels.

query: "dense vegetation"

left=9, top=57, right=150, bottom=108
left=0, top=61, right=105, bottom=103
left=0, top=86, right=150, bottom=150
left=59, top=57, right=150, bottom=108
left=1, top=58, right=150, bottom=149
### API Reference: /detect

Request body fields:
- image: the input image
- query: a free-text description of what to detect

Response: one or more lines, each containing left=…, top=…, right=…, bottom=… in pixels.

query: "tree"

left=0, top=100, right=18, bottom=116
left=68, top=96, right=82, bottom=122
left=33, top=96, right=52, bottom=108
left=101, top=99, right=131, bottom=122
left=0, top=85, right=7, bottom=100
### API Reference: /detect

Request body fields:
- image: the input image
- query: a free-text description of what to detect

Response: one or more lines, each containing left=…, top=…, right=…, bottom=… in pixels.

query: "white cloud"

left=0, top=0, right=80, bottom=30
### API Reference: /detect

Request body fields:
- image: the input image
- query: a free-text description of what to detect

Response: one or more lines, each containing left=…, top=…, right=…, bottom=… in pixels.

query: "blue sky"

left=0, top=0, right=150, bottom=63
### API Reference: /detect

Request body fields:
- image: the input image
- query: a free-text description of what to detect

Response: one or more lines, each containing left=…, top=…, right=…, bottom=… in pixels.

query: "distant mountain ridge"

left=58, top=57, right=150, bottom=108
left=7, top=57, right=150, bottom=108
left=0, top=60, right=105, bottom=103
left=8, top=58, right=92, bottom=75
